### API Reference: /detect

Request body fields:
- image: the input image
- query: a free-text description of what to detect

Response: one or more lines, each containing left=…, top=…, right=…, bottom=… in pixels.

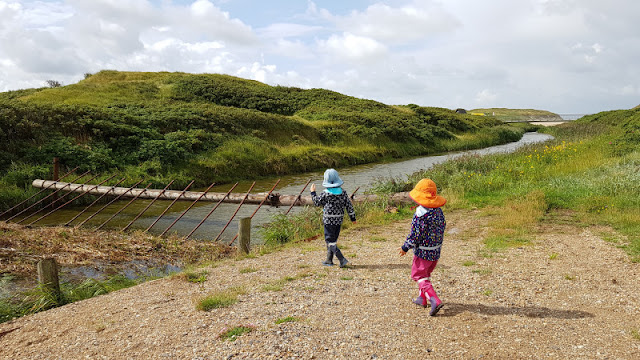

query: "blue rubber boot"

left=335, top=249, right=349, bottom=268
left=322, top=248, right=334, bottom=266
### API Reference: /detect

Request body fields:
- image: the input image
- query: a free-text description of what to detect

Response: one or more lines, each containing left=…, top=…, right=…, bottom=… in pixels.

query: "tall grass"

left=260, top=198, right=413, bottom=247
left=1, top=275, right=138, bottom=323
left=390, top=120, right=640, bottom=260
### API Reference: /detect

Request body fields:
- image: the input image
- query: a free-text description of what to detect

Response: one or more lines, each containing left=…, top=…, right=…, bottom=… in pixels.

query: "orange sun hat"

left=409, top=179, right=446, bottom=208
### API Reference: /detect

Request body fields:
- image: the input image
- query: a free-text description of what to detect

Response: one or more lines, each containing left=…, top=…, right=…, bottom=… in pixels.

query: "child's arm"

left=400, top=216, right=421, bottom=254
left=310, top=183, right=327, bottom=206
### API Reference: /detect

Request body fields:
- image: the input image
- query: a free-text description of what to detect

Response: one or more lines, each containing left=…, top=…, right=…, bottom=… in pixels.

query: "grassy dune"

left=471, top=107, right=563, bottom=122
left=0, top=70, right=540, bottom=211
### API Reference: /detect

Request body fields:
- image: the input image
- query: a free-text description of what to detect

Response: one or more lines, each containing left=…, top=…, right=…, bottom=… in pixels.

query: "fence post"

left=238, top=217, right=251, bottom=254
left=53, top=157, right=60, bottom=181
left=52, top=157, right=60, bottom=202
left=37, top=257, right=61, bottom=300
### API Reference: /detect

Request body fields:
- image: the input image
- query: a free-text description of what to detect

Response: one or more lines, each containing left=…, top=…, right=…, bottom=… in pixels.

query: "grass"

left=462, top=261, right=476, bottom=266
left=549, top=253, right=559, bottom=260
left=218, top=325, right=255, bottom=341
left=374, top=118, right=640, bottom=259
left=472, top=268, right=492, bottom=275
left=275, top=316, right=299, bottom=324
left=340, top=276, right=354, bottom=281
left=260, top=200, right=412, bottom=247
left=261, top=272, right=312, bottom=292
left=196, top=287, right=245, bottom=311
left=480, top=190, right=545, bottom=252
left=182, top=270, right=208, bottom=283
left=369, top=236, right=387, bottom=242
left=631, top=329, right=640, bottom=341
left=1, top=274, right=138, bottom=324
left=0, top=222, right=231, bottom=277
left=239, top=267, right=258, bottom=274
left=261, top=283, right=284, bottom=292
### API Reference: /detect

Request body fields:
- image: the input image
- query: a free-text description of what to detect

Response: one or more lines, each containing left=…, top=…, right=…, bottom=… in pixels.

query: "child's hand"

left=310, top=183, right=316, bottom=192
left=398, top=247, right=407, bottom=256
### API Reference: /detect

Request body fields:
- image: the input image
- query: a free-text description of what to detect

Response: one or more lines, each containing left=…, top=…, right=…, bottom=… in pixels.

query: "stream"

left=20, top=132, right=554, bottom=244
left=3, top=132, right=554, bottom=291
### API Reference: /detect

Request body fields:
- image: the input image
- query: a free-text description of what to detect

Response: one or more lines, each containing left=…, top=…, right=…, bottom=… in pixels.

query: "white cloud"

left=1, top=0, right=640, bottom=113
left=333, top=1, right=460, bottom=44
left=619, top=85, right=638, bottom=96
left=236, top=62, right=276, bottom=83
left=258, top=23, right=321, bottom=39
left=475, top=89, right=499, bottom=105
left=318, top=33, right=387, bottom=64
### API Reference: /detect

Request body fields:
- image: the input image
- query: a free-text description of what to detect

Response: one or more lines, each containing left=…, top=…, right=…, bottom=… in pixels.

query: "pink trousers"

left=411, top=256, right=440, bottom=305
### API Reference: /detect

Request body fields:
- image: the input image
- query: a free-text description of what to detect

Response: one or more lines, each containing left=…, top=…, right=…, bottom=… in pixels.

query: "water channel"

left=20, top=132, right=554, bottom=244
left=2, top=132, right=555, bottom=292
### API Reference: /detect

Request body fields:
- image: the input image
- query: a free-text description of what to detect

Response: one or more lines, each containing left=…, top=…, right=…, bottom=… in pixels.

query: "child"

left=310, top=168, right=356, bottom=267
left=398, top=178, right=447, bottom=316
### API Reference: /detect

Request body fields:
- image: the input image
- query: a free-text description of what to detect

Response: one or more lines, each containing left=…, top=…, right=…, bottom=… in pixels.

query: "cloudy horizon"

left=1, top=0, right=639, bottom=114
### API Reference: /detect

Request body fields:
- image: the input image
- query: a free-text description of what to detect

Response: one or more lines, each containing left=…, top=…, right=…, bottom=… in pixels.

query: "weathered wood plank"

left=32, top=180, right=414, bottom=205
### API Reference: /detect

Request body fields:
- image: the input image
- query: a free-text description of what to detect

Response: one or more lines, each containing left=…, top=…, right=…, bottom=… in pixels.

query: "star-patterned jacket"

left=401, top=207, right=446, bottom=261
left=311, top=190, right=356, bottom=226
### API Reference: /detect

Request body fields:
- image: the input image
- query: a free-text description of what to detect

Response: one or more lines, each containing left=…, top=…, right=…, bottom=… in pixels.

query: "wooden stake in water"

left=238, top=217, right=251, bottom=254
left=37, top=258, right=61, bottom=301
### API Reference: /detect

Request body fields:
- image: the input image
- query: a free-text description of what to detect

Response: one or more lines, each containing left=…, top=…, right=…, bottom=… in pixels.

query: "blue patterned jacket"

left=311, top=190, right=356, bottom=226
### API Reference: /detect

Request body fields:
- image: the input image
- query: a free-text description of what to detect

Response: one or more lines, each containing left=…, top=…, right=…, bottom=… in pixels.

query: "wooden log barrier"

left=32, top=180, right=415, bottom=206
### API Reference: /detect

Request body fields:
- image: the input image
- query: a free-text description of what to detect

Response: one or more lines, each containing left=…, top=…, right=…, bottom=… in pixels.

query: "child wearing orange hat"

left=398, top=178, right=447, bottom=316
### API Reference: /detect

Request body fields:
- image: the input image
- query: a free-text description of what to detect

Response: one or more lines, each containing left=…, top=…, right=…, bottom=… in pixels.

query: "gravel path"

left=1, top=210, right=639, bottom=359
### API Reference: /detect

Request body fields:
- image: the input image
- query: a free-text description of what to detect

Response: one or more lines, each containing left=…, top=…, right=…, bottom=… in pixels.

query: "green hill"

left=470, top=108, right=562, bottom=122
left=0, top=70, right=537, bottom=208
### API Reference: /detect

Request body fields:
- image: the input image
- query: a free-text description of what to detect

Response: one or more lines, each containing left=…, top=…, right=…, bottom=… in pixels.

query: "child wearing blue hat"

left=310, top=169, right=356, bottom=267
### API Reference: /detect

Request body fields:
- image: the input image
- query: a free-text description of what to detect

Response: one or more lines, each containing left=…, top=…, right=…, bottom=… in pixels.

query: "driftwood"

left=32, top=180, right=414, bottom=206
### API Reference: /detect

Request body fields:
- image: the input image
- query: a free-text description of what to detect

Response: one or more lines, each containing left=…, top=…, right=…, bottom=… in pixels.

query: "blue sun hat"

left=322, top=168, right=344, bottom=194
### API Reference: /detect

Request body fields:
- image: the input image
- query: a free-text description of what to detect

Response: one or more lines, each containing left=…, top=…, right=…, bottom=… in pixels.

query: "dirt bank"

left=1, top=209, right=639, bottom=359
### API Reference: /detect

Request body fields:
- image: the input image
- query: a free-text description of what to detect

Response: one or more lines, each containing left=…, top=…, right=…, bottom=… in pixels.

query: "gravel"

left=1, top=209, right=639, bottom=359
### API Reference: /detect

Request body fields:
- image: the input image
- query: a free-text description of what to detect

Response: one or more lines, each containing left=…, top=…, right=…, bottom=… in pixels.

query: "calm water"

left=17, top=132, right=554, bottom=243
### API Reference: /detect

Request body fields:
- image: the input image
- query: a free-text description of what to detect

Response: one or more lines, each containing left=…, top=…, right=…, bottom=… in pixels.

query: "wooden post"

left=37, top=258, right=61, bottom=300
left=52, top=157, right=60, bottom=202
left=238, top=217, right=251, bottom=254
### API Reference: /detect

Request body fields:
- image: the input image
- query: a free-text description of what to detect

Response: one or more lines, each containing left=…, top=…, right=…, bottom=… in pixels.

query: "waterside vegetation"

left=0, top=70, right=537, bottom=212
left=371, top=107, right=640, bottom=261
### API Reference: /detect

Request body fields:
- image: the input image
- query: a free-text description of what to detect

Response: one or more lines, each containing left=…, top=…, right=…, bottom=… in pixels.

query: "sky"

left=1, top=0, right=639, bottom=114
